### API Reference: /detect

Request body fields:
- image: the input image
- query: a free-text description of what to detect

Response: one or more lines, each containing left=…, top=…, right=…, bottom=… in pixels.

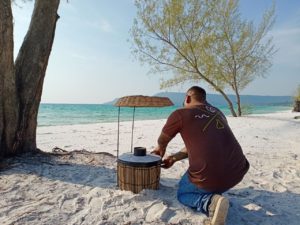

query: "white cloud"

left=85, top=19, right=113, bottom=33
left=71, top=53, right=98, bottom=62
left=99, top=19, right=113, bottom=33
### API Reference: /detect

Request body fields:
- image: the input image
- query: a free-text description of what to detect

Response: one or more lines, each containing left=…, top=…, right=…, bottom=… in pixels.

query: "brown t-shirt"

left=162, top=104, right=249, bottom=192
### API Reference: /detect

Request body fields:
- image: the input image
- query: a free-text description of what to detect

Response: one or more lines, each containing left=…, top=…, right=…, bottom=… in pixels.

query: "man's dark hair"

left=188, top=86, right=206, bottom=102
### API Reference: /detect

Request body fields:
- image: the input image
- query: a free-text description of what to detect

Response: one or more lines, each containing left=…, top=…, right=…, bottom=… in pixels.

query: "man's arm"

left=170, top=147, right=188, bottom=162
left=152, top=110, right=182, bottom=159
left=161, top=147, right=188, bottom=169
left=152, top=132, right=172, bottom=158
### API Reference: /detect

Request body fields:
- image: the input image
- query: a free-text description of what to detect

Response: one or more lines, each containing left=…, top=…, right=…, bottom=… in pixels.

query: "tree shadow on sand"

left=1, top=149, right=118, bottom=189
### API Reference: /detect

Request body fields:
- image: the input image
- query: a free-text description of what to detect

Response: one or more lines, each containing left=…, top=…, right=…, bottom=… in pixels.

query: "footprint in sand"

left=145, top=202, right=167, bottom=222
left=273, top=171, right=282, bottom=179
left=74, top=197, right=86, bottom=212
left=272, top=183, right=287, bottom=192
left=59, top=193, right=80, bottom=213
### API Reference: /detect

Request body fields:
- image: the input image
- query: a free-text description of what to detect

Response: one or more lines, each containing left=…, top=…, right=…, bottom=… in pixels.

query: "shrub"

left=294, top=85, right=300, bottom=101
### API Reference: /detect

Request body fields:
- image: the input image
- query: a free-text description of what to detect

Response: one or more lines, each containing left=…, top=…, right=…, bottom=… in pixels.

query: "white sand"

left=1, top=110, right=300, bottom=224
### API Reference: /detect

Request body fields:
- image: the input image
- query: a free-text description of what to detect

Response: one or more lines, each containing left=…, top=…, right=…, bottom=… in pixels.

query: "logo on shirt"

left=194, top=108, right=225, bottom=132
left=195, top=114, right=210, bottom=119
left=206, top=106, right=216, bottom=113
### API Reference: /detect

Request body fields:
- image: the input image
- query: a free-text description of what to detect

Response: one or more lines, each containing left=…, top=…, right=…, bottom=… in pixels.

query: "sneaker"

left=208, top=194, right=229, bottom=225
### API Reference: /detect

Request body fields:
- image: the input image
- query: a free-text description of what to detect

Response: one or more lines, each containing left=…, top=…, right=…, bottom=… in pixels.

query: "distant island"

left=104, top=92, right=293, bottom=107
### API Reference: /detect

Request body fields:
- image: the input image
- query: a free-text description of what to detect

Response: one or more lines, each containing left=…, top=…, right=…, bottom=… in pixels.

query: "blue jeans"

left=177, top=172, right=225, bottom=216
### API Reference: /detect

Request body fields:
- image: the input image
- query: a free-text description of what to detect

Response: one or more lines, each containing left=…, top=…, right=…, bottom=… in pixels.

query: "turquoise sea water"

left=38, top=103, right=293, bottom=127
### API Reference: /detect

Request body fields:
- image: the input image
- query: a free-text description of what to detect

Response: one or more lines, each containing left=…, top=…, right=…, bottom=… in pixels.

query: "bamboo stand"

left=114, top=95, right=173, bottom=193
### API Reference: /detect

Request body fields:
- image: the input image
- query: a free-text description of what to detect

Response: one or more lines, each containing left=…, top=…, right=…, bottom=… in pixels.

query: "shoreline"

left=37, top=108, right=294, bottom=128
left=37, top=104, right=293, bottom=127
left=37, top=109, right=299, bottom=154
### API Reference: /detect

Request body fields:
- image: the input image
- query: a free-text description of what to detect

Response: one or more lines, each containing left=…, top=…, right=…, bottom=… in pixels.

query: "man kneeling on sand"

left=152, top=86, right=249, bottom=225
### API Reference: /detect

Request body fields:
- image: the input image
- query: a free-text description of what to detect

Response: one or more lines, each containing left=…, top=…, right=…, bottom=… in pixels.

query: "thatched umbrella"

left=114, top=95, right=173, bottom=157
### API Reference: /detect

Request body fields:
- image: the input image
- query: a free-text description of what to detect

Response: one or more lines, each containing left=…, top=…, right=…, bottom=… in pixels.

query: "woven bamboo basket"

left=117, top=147, right=161, bottom=193
left=117, top=162, right=161, bottom=194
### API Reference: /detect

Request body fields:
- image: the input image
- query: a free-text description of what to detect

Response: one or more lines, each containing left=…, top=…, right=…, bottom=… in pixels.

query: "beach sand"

left=1, top=110, right=300, bottom=224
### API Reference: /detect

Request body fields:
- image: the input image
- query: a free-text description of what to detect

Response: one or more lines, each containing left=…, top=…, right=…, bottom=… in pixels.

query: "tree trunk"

left=237, top=94, right=242, bottom=116
left=205, top=82, right=237, bottom=117
left=217, top=88, right=237, bottom=117
left=232, top=67, right=242, bottom=117
left=234, top=88, right=242, bottom=116
left=293, top=101, right=300, bottom=112
left=194, top=68, right=238, bottom=117
left=0, top=0, right=18, bottom=157
left=0, top=0, right=60, bottom=157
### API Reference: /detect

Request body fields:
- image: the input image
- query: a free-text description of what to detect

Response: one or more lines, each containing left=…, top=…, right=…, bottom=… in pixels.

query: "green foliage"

left=211, top=0, right=276, bottom=92
left=294, top=85, right=300, bottom=101
left=240, top=104, right=253, bottom=115
left=131, top=0, right=276, bottom=116
left=131, top=0, right=223, bottom=87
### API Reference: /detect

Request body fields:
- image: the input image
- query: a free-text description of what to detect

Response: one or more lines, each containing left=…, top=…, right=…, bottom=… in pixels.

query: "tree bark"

left=194, top=67, right=237, bottom=117
left=0, top=0, right=60, bottom=157
left=0, top=0, right=18, bottom=156
left=232, top=67, right=242, bottom=116
left=293, top=101, right=300, bottom=112
left=217, top=88, right=237, bottom=117
left=236, top=90, right=242, bottom=116
left=204, top=81, right=238, bottom=117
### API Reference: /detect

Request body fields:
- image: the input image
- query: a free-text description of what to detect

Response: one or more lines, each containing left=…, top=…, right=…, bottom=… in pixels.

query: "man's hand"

left=151, top=146, right=165, bottom=158
left=161, top=156, right=175, bottom=169
left=160, top=149, right=188, bottom=169
left=151, top=148, right=161, bottom=156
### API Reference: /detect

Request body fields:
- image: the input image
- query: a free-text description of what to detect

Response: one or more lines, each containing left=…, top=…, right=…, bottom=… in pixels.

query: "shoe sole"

left=210, top=196, right=229, bottom=225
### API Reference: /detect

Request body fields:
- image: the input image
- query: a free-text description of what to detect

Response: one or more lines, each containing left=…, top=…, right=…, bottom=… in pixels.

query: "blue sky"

left=13, top=0, right=300, bottom=104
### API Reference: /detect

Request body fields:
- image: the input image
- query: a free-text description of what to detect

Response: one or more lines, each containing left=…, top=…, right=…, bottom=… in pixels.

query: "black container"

left=134, top=147, right=146, bottom=156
